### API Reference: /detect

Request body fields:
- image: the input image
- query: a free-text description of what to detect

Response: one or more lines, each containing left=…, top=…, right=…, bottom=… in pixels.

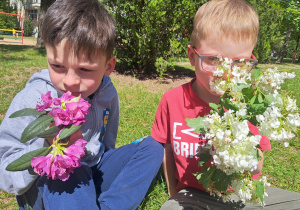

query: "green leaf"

left=218, top=107, right=225, bottom=116
left=9, top=108, right=46, bottom=118
left=242, top=88, right=255, bottom=102
left=196, top=166, right=216, bottom=190
left=212, top=169, right=233, bottom=191
left=253, top=148, right=261, bottom=161
left=264, top=94, right=276, bottom=105
left=210, top=102, right=225, bottom=116
left=250, top=94, right=257, bottom=104
left=223, top=98, right=239, bottom=111
left=258, top=93, right=264, bottom=103
left=195, top=172, right=202, bottom=180
left=209, top=103, right=220, bottom=112
left=6, top=147, right=50, bottom=171
left=37, top=125, right=61, bottom=138
left=247, top=104, right=266, bottom=116
left=21, top=115, right=54, bottom=143
left=255, top=69, right=261, bottom=80
left=185, top=117, right=206, bottom=134
left=197, top=150, right=212, bottom=167
left=58, top=124, right=81, bottom=140
left=234, top=83, right=249, bottom=91
left=254, top=179, right=265, bottom=204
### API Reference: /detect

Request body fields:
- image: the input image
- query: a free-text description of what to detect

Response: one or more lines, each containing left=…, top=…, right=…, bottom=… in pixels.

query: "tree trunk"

left=36, top=10, right=44, bottom=47
left=276, top=26, right=293, bottom=63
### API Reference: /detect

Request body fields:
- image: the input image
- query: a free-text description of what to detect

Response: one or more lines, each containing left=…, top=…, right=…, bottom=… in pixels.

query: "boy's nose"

left=63, top=70, right=81, bottom=87
left=221, top=69, right=232, bottom=80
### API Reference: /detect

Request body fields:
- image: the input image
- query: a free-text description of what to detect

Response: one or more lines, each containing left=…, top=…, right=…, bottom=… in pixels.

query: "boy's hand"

left=45, top=122, right=57, bottom=145
left=251, top=148, right=264, bottom=176
left=67, top=129, right=84, bottom=147
left=163, top=144, right=178, bottom=197
left=45, top=123, right=84, bottom=147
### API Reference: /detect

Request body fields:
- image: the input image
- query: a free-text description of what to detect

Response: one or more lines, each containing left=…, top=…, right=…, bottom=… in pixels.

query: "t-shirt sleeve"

left=151, top=94, right=171, bottom=144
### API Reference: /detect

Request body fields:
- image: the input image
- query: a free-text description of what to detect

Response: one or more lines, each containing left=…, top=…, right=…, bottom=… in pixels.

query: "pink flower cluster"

left=36, top=91, right=53, bottom=112
left=36, top=91, right=91, bottom=126
left=31, top=139, right=87, bottom=181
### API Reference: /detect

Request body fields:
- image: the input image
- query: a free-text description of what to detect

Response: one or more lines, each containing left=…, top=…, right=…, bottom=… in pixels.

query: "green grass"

left=0, top=44, right=47, bottom=124
left=0, top=43, right=299, bottom=209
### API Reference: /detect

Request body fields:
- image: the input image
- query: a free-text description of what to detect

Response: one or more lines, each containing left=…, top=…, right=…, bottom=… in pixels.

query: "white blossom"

left=194, top=57, right=298, bottom=206
left=256, top=68, right=296, bottom=95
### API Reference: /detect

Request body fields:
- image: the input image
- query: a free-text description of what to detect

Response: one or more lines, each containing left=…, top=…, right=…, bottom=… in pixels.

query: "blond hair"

left=191, top=0, right=259, bottom=48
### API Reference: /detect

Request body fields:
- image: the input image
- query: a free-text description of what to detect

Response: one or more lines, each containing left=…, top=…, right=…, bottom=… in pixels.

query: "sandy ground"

left=0, top=37, right=37, bottom=46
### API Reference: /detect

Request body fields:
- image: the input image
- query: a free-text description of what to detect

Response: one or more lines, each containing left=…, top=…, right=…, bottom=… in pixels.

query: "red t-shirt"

left=152, top=79, right=212, bottom=192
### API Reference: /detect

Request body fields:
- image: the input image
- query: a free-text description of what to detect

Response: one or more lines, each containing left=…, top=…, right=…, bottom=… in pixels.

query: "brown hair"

left=191, top=0, right=259, bottom=48
left=41, top=0, right=116, bottom=59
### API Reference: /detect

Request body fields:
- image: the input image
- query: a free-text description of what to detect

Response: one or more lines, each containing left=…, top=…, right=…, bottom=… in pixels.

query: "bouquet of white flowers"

left=186, top=57, right=299, bottom=205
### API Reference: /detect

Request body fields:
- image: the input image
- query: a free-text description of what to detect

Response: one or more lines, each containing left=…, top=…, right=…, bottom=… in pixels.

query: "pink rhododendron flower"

left=31, top=139, right=88, bottom=181
left=50, top=154, right=75, bottom=181
left=52, top=91, right=74, bottom=105
left=49, top=91, right=91, bottom=126
left=64, top=139, right=87, bottom=167
left=31, top=154, right=53, bottom=177
left=36, top=91, right=54, bottom=112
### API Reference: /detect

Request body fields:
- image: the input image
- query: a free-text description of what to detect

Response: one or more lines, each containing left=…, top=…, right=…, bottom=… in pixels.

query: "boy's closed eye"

left=50, top=64, right=93, bottom=73
left=79, top=68, right=92, bottom=72
left=50, top=64, right=64, bottom=70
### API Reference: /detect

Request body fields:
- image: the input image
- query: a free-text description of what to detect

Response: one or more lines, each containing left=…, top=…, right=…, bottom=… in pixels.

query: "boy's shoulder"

left=26, top=69, right=51, bottom=85
left=15, top=69, right=58, bottom=107
left=163, top=78, right=194, bottom=97
left=95, top=76, right=117, bottom=97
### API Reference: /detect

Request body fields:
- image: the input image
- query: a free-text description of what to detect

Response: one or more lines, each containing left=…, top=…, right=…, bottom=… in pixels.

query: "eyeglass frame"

left=192, top=46, right=258, bottom=72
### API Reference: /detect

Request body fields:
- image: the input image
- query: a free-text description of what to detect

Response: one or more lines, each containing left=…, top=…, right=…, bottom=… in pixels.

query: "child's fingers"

left=67, top=129, right=84, bottom=147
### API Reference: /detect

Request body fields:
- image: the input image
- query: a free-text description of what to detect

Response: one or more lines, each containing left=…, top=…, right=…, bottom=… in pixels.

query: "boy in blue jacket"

left=0, top=0, right=163, bottom=209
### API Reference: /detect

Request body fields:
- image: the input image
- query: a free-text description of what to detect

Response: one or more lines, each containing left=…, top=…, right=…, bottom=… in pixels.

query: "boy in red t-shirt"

left=152, top=0, right=300, bottom=209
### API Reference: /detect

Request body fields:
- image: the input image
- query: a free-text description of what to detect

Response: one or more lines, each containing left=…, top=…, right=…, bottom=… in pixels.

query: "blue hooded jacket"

left=0, top=69, right=119, bottom=195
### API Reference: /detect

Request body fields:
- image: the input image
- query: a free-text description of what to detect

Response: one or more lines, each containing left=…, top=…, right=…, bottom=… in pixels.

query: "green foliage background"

left=0, top=1, right=17, bottom=30
left=103, top=0, right=206, bottom=75
left=1, top=0, right=299, bottom=73
left=101, top=0, right=300, bottom=75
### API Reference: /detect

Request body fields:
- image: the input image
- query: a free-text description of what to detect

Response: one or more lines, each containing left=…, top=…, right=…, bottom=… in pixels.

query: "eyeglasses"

left=192, top=47, right=258, bottom=72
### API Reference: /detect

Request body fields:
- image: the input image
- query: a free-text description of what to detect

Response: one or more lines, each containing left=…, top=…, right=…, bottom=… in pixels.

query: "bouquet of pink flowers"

left=186, top=58, right=299, bottom=206
left=6, top=91, right=91, bottom=181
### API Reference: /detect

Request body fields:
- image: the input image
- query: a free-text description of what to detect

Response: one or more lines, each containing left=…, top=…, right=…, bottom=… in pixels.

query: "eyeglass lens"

left=202, top=56, right=254, bottom=71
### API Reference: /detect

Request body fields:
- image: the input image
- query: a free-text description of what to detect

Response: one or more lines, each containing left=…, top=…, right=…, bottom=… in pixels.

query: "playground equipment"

left=0, top=12, right=23, bottom=44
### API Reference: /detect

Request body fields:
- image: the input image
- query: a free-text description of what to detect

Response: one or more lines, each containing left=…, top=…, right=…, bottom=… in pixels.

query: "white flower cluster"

left=210, top=58, right=252, bottom=96
left=257, top=94, right=300, bottom=145
left=256, top=68, right=296, bottom=95
left=207, top=174, right=271, bottom=206
left=204, top=110, right=261, bottom=175
left=193, top=59, right=299, bottom=205
left=231, top=175, right=271, bottom=205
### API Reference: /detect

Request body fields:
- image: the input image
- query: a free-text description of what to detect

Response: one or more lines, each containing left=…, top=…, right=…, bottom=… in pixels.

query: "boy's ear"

left=187, top=45, right=196, bottom=67
left=104, top=56, right=116, bottom=76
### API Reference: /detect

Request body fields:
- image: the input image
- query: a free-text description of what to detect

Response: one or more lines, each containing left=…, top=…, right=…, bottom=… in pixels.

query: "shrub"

left=103, top=0, right=205, bottom=75
left=23, top=17, right=35, bottom=37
